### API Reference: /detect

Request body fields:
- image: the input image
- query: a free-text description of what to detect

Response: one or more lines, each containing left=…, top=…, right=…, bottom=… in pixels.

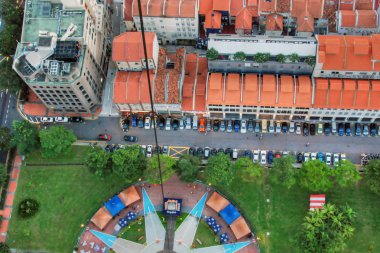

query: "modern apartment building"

left=13, top=0, right=112, bottom=114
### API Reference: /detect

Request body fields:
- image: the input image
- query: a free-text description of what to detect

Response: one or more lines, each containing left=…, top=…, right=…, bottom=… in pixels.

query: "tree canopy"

left=39, top=126, right=77, bottom=158
left=333, top=160, right=361, bottom=187
left=234, top=157, right=263, bottom=182
left=206, top=48, right=219, bottom=61
left=0, top=0, right=23, bottom=57
left=271, top=155, right=297, bottom=188
left=0, top=60, right=24, bottom=93
left=145, top=155, right=176, bottom=184
left=298, top=203, right=356, bottom=253
left=112, top=145, right=146, bottom=182
left=205, top=153, right=233, bottom=186
left=299, top=160, right=333, bottom=192
left=365, top=159, right=380, bottom=195
left=85, top=146, right=111, bottom=177
left=0, top=127, right=11, bottom=151
left=233, top=51, right=247, bottom=61
left=11, top=120, right=39, bottom=155
left=0, top=164, right=7, bottom=188
left=176, top=155, right=200, bottom=182
left=0, top=242, right=10, bottom=253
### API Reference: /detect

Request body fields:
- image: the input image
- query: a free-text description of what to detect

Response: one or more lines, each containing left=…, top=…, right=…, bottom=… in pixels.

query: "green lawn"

left=26, top=145, right=90, bottom=165
left=193, top=220, right=219, bottom=248
left=119, top=218, right=146, bottom=244
left=7, top=165, right=127, bottom=252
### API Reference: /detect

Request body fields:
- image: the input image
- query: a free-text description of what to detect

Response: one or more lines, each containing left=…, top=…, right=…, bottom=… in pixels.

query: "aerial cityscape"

left=0, top=0, right=379, bottom=252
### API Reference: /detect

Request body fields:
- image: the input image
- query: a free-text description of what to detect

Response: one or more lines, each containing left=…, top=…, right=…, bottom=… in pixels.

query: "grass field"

left=119, top=218, right=146, bottom=244
left=193, top=220, right=220, bottom=248
left=26, top=145, right=90, bottom=165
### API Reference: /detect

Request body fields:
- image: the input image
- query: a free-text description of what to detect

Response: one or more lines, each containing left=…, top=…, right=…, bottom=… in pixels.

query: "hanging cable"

left=136, top=0, right=165, bottom=201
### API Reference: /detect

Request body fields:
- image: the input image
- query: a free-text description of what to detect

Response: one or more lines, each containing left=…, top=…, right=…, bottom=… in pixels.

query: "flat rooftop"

left=22, top=0, right=85, bottom=43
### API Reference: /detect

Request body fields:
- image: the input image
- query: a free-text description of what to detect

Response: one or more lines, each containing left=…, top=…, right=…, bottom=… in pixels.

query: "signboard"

left=163, top=198, right=182, bottom=216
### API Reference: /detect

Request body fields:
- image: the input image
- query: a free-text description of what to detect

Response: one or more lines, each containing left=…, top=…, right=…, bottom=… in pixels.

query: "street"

left=64, top=117, right=380, bottom=164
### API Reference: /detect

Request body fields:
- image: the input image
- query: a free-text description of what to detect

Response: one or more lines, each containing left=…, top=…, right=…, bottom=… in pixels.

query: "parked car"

left=213, top=120, right=220, bottom=132
left=131, top=115, right=138, bottom=127
left=122, top=118, right=130, bottom=132
left=192, top=116, right=198, bottom=130
left=225, top=148, right=233, bottom=156
left=124, top=135, right=138, bottom=142
left=355, top=123, right=361, bottom=136
left=206, top=119, right=212, bottom=132
left=55, top=117, right=69, bottom=123
left=340, top=153, right=347, bottom=161
left=162, top=145, right=169, bottom=154
left=146, top=145, right=153, bottom=157
left=172, top=119, right=179, bottom=130
left=227, top=120, right=233, bottom=133
left=325, top=152, right=332, bottom=166
left=211, top=148, right=217, bottom=156
left=41, top=117, right=54, bottom=123
left=138, top=118, right=144, bottom=128
left=217, top=148, right=225, bottom=154
left=274, top=152, right=281, bottom=159
left=303, top=123, right=309, bottom=136
left=338, top=123, right=344, bottom=136
left=232, top=149, right=239, bottom=160
left=281, top=122, right=288, bottom=133
left=260, top=150, right=267, bottom=165
left=98, top=134, right=112, bottom=141
left=324, top=123, right=331, bottom=135
left=345, top=123, right=351, bottom=136
left=234, top=120, right=240, bottom=133
left=105, top=144, right=114, bottom=152
left=204, top=147, right=210, bottom=159
left=310, top=152, right=317, bottom=160
left=309, top=123, right=316, bottom=136
left=241, top=120, right=247, bottom=133
left=317, top=152, right=325, bottom=162
left=269, top=120, right=275, bottom=133
left=197, top=147, right=203, bottom=158
left=296, top=152, right=303, bottom=163
left=267, top=151, right=274, bottom=164
left=158, top=117, right=165, bottom=130
left=254, top=122, right=261, bottom=133
left=331, top=121, right=337, bottom=134
left=296, top=123, right=301, bottom=135
left=189, top=147, right=196, bottom=156
left=253, top=150, right=260, bottom=163
left=165, top=117, right=172, bottom=130
left=289, top=122, right=295, bottom=133
left=220, top=120, right=226, bottom=132
left=185, top=117, right=192, bottom=130
left=245, top=149, right=252, bottom=159
left=247, top=120, right=254, bottom=132
left=304, top=152, right=311, bottom=162
left=317, top=123, right=323, bottom=135
left=333, top=153, right=340, bottom=165
left=179, top=118, right=185, bottom=130
left=199, top=118, right=206, bottom=132
left=144, top=117, right=151, bottom=129
left=370, top=123, right=377, bottom=136
left=362, top=124, right=369, bottom=136
left=69, top=117, right=84, bottom=123
left=275, top=122, right=281, bottom=134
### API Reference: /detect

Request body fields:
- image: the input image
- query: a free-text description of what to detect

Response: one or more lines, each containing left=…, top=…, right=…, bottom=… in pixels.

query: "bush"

left=288, top=53, right=300, bottom=63
left=18, top=198, right=40, bottom=218
left=206, top=48, right=219, bottom=61
left=305, top=56, right=316, bottom=66
left=276, top=54, right=286, bottom=63
left=233, top=51, right=247, bottom=61
left=253, top=53, right=270, bottom=63
left=0, top=164, right=7, bottom=188
left=0, top=243, right=10, bottom=253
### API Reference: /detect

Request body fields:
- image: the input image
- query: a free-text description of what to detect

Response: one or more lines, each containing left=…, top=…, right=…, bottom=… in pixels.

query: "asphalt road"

left=64, top=117, right=380, bottom=164
left=0, top=90, right=22, bottom=128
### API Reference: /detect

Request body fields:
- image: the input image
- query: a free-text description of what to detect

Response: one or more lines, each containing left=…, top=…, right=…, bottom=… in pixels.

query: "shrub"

left=276, top=54, right=286, bottom=63
left=288, top=53, right=300, bottom=63
left=18, top=198, right=40, bottom=218
left=253, top=53, right=270, bottom=63
left=233, top=51, right=247, bottom=61
left=305, top=56, right=316, bottom=66
left=206, top=48, right=219, bottom=61
left=0, top=243, right=10, bottom=253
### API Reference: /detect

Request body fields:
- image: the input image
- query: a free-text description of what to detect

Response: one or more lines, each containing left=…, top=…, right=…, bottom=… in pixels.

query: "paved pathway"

left=0, top=155, right=22, bottom=242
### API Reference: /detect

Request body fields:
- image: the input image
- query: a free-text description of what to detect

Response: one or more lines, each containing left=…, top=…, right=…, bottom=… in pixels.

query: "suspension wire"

left=136, top=0, right=165, bottom=201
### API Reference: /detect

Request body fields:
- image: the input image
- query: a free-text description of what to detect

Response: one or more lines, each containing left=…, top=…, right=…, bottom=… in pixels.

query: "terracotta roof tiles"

left=112, top=32, right=156, bottom=62
left=224, top=74, right=241, bottom=105
left=356, top=10, right=378, bottom=28
left=295, top=76, right=312, bottom=107
left=235, top=8, right=253, bottom=31
left=266, top=14, right=283, bottom=31
left=278, top=75, right=294, bottom=107
left=207, top=73, right=224, bottom=104
left=260, top=75, right=276, bottom=106
left=205, top=11, right=222, bottom=29
left=242, top=74, right=259, bottom=106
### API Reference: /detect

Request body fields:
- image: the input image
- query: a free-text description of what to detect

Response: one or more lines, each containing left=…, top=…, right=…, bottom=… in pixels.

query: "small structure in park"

left=310, top=194, right=326, bottom=211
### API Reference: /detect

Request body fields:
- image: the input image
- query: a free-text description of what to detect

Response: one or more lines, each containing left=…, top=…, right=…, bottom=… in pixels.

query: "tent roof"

left=118, top=186, right=141, bottom=206
left=90, top=207, right=113, bottom=230
left=105, top=196, right=126, bottom=217
left=230, top=217, right=251, bottom=240
left=206, top=192, right=230, bottom=213
left=219, top=203, right=241, bottom=225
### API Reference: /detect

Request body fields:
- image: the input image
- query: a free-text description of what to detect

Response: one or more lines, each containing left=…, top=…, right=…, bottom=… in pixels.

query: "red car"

left=199, top=118, right=206, bottom=132
left=98, top=134, right=112, bottom=141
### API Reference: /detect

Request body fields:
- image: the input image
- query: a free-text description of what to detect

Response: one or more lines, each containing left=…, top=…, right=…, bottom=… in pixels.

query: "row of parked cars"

left=123, top=115, right=380, bottom=137
left=40, top=116, right=84, bottom=123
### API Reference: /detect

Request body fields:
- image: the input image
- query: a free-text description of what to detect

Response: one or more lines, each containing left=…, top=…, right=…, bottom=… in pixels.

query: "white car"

left=275, top=122, right=281, bottom=133
left=232, top=148, right=239, bottom=159
left=333, top=153, right=340, bottom=165
left=311, top=152, right=317, bottom=160
left=253, top=150, right=260, bottom=163
left=41, top=117, right=54, bottom=123
left=144, top=117, right=151, bottom=129
left=296, top=123, right=302, bottom=135
left=260, top=150, right=267, bottom=165
left=165, top=117, right=171, bottom=131
left=282, top=151, right=289, bottom=156
left=289, top=122, right=295, bottom=133
left=340, top=153, right=346, bottom=161
left=179, top=118, right=185, bottom=130
left=304, top=152, right=311, bottom=162
left=269, top=120, right=275, bottom=133
left=325, top=152, right=332, bottom=166
left=55, top=117, right=69, bottom=123
left=146, top=145, right=153, bottom=158
left=241, top=120, right=247, bottom=133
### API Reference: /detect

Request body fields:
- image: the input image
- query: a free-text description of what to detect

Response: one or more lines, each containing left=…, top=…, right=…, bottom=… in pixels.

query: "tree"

left=85, top=147, right=111, bottom=177
left=0, top=127, right=11, bottom=151
left=0, top=60, right=24, bottom=93
left=333, top=160, right=361, bottom=187
left=365, top=159, right=380, bottom=195
left=205, top=153, right=233, bottom=186
left=276, top=54, right=286, bottom=63
left=233, top=51, right=246, bottom=61
left=145, top=155, right=176, bottom=184
left=288, top=53, right=300, bottom=63
left=0, top=164, right=7, bottom=188
left=18, top=198, right=40, bottom=218
left=271, top=156, right=297, bottom=188
left=112, top=145, right=146, bottom=182
left=206, top=48, right=219, bottom=61
left=305, top=56, right=316, bottom=66
left=176, top=155, right=200, bottom=182
left=299, top=160, right=333, bottom=192
left=0, top=242, right=10, bottom=253
left=298, top=203, right=356, bottom=253
left=234, top=157, right=263, bottom=182
left=11, top=120, right=39, bottom=155
left=39, top=126, right=77, bottom=158
left=253, top=53, right=270, bottom=63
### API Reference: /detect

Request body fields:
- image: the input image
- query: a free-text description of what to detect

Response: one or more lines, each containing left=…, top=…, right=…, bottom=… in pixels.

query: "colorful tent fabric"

left=206, top=192, right=230, bottom=212
left=310, top=194, right=325, bottom=211
left=219, top=203, right=241, bottom=225
left=230, top=217, right=251, bottom=240
left=118, top=186, right=141, bottom=206
left=90, top=207, right=113, bottom=230
left=105, top=196, right=126, bottom=216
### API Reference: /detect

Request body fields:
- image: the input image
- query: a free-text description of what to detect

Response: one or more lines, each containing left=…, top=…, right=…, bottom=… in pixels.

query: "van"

left=261, top=120, right=268, bottom=133
left=331, top=121, right=337, bottom=134
left=192, top=115, right=198, bottom=130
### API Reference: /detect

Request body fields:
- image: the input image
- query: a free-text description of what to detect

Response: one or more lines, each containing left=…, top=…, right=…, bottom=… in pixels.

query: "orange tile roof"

left=149, top=0, right=164, bottom=16
left=180, top=0, right=197, bottom=18
left=266, top=14, right=283, bottom=31
left=345, top=36, right=372, bottom=70
left=259, top=0, right=275, bottom=12
left=207, top=73, right=224, bottom=104
left=165, top=0, right=180, bottom=17
left=260, top=75, right=276, bottom=106
left=372, top=34, right=380, bottom=60
left=139, top=71, right=154, bottom=104
left=235, top=8, right=253, bottom=31
left=124, top=0, right=133, bottom=21
left=356, top=10, right=378, bottom=28
left=356, top=0, right=374, bottom=10
left=195, top=57, right=208, bottom=112
left=327, top=79, right=342, bottom=108
left=276, top=0, right=291, bottom=13
left=224, top=74, right=241, bottom=105
left=230, top=0, right=244, bottom=16
left=24, top=103, right=48, bottom=116
left=292, top=0, right=323, bottom=32
left=182, top=54, right=197, bottom=111
left=308, top=0, right=324, bottom=18
left=132, top=0, right=149, bottom=16
left=314, top=78, right=328, bottom=108
left=278, top=75, right=294, bottom=107
left=370, top=80, right=380, bottom=109
left=112, top=32, right=155, bottom=62
left=242, top=74, right=259, bottom=106
left=355, top=80, right=370, bottom=109
left=341, top=79, right=356, bottom=108
left=339, top=0, right=354, bottom=10
left=114, top=71, right=129, bottom=104
left=133, top=0, right=195, bottom=17
left=205, top=11, right=222, bottom=29
left=297, top=16, right=315, bottom=32
left=127, top=72, right=143, bottom=104
left=340, top=10, right=356, bottom=27
left=199, top=0, right=213, bottom=15
left=295, top=76, right=312, bottom=107
left=213, top=0, right=229, bottom=12
left=246, top=0, right=259, bottom=16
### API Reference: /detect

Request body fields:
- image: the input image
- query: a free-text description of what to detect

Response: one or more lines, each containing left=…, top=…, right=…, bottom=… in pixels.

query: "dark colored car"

left=281, top=122, right=288, bottom=133
left=324, top=123, right=331, bottom=135
left=69, top=117, right=84, bottom=123
left=105, top=144, right=113, bottom=152
left=338, top=123, right=344, bottom=136
left=131, top=115, right=138, bottom=127
left=355, top=123, right=361, bottom=136
left=124, top=135, right=138, bottom=142
left=370, top=123, right=377, bottom=136
left=189, top=147, right=196, bottom=156
left=98, top=134, right=112, bottom=141
left=303, top=123, right=309, bottom=136
left=345, top=123, right=352, bottom=136
left=296, top=152, right=303, bottom=163
left=122, top=118, right=130, bottom=132
left=309, top=123, right=316, bottom=136
left=211, top=148, right=217, bottom=156
left=225, top=148, right=233, bottom=156
left=154, top=146, right=162, bottom=154
left=158, top=117, right=165, bottom=130
left=197, top=147, right=203, bottom=158
left=172, top=119, right=179, bottom=130
left=245, top=149, right=252, bottom=159
left=138, top=118, right=144, bottom=128
left=234, top=120, right=240, bottom=133
left=317, top=152, right=325, bottom=162
left=213, top=120, right=220, bottom=132
left=217, top=148, right=225, bottom=154
left=267, top=151, right=274, bottom=164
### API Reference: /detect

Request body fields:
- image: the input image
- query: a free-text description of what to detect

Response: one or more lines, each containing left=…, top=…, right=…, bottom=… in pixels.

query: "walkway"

left=0, top=155, right=22, bottom=242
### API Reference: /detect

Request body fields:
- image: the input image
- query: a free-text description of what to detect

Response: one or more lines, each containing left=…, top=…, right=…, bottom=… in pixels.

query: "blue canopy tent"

left=219, top=203, right=241, bottom=225
left=105, top=195, right=125, bottom=217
